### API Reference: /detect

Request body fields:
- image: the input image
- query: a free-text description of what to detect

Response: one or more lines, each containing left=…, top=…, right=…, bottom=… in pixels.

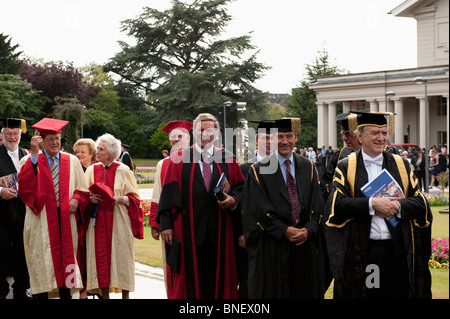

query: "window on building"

left=437, top=96, right=447, bottom=116
left=437, top=131, right=447, bottom=146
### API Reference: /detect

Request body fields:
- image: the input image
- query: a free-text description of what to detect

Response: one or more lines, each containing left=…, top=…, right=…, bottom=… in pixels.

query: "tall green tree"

left=286, top=48, right=347, bottom=148
left=0, top=74, right=45, bottom=136
left=81, top=64, right=160, bottom=158
left=0, top=33, right=22, bottom=75
left=105, top=0, right=269, bottom=126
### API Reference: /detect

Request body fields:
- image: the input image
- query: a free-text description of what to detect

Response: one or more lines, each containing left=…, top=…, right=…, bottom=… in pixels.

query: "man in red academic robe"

left=18, top=118, right=90, bottom=299
left=157, top=113, right=245, bottom=299
left=149, top=120, right=192, bottom=298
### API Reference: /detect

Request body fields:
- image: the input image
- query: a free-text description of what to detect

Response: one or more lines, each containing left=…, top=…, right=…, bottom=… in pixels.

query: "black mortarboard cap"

left=249, top=120, right=275, bottom=134
left=337, top=109, right=369, bottom=131
left=348, top=111, right=395, bottom=135
left=336, top=112, right=351, bottom=131
left=273, top=117, right=301, bottom=134
left=1, top=118, right=27, bottom=133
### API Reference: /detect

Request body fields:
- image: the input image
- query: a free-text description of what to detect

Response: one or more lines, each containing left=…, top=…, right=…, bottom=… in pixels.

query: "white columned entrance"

left=418, top=97, right=428, bottom=148
left=394, top=98, right=404, bottom=144
left=328, top=102, right=337, bottom=148
left=342, top=101, right=351, bottom=113
left=369, top=100, right=379, bottom=112
left=317, top=101, right=328, bottom=148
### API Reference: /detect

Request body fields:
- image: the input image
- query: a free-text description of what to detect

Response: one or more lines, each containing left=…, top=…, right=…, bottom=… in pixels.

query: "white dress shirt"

left=361, top=150, right=391, bottom=240
left=194, top=143, right=214, bottom=176
left=7, top=148, right=20, bottom=172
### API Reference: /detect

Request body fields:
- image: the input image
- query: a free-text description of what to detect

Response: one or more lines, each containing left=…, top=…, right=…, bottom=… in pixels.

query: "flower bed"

left=141, top=200, right=151, bottom=226
left=134, top=168, right=156, bottom=184
left=429, top=236, right=449, bottom=269
left=134, top=168, right=156, bottom=173
left=424, top=192, right=449, bottom=206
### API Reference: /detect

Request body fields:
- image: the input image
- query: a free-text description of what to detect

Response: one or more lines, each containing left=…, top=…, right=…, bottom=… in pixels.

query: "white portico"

left=310, top=0, right=449, bottom=149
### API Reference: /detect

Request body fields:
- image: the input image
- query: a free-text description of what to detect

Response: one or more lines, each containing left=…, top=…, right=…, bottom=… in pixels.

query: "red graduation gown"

left=90, top=162, right=143, bottom=288
left=157, top=146, right=245, bottom=299
left=18, top=152, right=89, bottom=289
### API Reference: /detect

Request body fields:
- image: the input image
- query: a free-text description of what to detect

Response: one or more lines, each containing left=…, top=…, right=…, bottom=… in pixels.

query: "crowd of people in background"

left=295, top=143, right=449, bottom=192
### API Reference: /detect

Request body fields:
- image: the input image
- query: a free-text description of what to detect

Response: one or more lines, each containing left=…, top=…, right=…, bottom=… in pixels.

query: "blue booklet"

left=361, top=168, right=404, bottom=227
left=213, top=173, right=231, bottom=201
left=0, top=173, right=18, bottom=191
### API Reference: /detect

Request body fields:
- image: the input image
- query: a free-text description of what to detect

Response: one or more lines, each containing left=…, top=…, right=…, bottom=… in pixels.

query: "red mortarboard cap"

left=89, top=182, right=115, bottom=207
left=31, top=118, right=69, bottom=136
left=161, top=121, right=193, bottom=135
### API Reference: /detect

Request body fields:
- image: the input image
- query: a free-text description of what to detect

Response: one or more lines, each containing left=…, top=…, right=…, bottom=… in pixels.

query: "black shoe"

left=13, top=290, right=32, bottom=299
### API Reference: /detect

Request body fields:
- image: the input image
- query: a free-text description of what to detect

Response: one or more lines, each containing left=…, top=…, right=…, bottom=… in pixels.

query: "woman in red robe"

left=84, top=133, right=143, bottom=299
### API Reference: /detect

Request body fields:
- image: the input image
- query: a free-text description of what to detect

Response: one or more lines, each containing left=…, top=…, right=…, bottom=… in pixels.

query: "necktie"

left=202, top=151, right=212, bottom=192
left=285, top=159, right=300, bottom=226
left=50, top=156, right=60, bottom=206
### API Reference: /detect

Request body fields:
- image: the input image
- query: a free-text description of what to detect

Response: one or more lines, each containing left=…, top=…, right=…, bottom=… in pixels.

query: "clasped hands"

left=372, top=197, right=401, bottom=219
left=285, top=227, right=309, bottom=246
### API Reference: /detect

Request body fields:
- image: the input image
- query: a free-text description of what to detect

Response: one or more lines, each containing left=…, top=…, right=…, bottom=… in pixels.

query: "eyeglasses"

left=340, top=131, right=353, bottom=138
left=45, top=137, right=61, bottom=143
left=2, top=132, right=21, bottom=137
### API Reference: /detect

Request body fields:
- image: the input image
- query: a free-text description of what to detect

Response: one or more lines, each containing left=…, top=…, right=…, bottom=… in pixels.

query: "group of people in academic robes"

left=149, top=110, right=432, bottom=300
left=1, top=108, right=433, bottom=300
left=1, top=117, right=143, bottom=299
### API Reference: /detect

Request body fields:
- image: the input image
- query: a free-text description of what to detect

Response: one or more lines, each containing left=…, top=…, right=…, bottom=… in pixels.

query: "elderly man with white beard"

left=0, top=118, right=30, bottom=299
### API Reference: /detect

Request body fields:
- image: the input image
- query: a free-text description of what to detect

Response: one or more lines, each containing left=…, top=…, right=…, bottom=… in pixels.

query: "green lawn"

left=134, top=158, right=161, bottom=167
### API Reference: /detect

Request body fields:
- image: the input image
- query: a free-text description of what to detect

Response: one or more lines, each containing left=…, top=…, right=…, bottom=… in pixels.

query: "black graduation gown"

left=242, top=152, right=325, bottom=299
left=324, top=150, right=432, bottom=299
left=320, top=147, right=353, bottom=201
left=0, top=144, right=29, bottom=296
left=120, top=151, right=133, bottom=170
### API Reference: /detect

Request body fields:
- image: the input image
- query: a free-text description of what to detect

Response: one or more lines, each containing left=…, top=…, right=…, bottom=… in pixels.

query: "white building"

left=310, top=0, right=449, bottom=149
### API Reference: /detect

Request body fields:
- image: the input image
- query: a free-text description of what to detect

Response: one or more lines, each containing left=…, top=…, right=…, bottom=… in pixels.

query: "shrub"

left=424, top=192, right=449, bottom=206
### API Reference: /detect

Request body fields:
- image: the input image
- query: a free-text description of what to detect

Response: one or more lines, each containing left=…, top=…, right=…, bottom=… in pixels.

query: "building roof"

left=389, top=0, right=432, bottom=17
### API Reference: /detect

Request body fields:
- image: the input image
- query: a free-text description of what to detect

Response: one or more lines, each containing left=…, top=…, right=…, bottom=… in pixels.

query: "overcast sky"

left=0, top=0, right=417, bottom=93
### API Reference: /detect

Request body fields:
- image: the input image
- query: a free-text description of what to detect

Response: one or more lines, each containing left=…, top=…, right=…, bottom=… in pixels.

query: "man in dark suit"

left=157, top=113, right=245, bottom=299
left=242, top=118, right=325, bottom=298
left=119, top=143, right=133, bottom=170
left=324, top=112, right=432, bottom=299
left=237, top=120, right=275, bottom=298
left=315, top=147, right=326, bottom=180
left=0, top=119, right=30, bottom=299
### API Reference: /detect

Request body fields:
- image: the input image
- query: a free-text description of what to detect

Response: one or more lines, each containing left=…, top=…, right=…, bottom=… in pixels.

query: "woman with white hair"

left=84, top=133, right=143, bottom=299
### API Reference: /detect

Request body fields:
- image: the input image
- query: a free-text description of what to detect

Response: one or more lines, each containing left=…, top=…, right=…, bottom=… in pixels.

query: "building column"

left=378, top=101, right=386, bottom=113
left=317, top=101, right=328, bottom=148
left=369, top=99, right=379, bottom=112
left=342, top=101, right=351, bottom=113
left=444, top=94, right=449, bottom=148
left=387, top=100, right=395, bottom=143
left=418, top=97, right=427, bottom=149
left=328, top=102, right=337, bottom=149
left=393, top=98, right=404, bottom=144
